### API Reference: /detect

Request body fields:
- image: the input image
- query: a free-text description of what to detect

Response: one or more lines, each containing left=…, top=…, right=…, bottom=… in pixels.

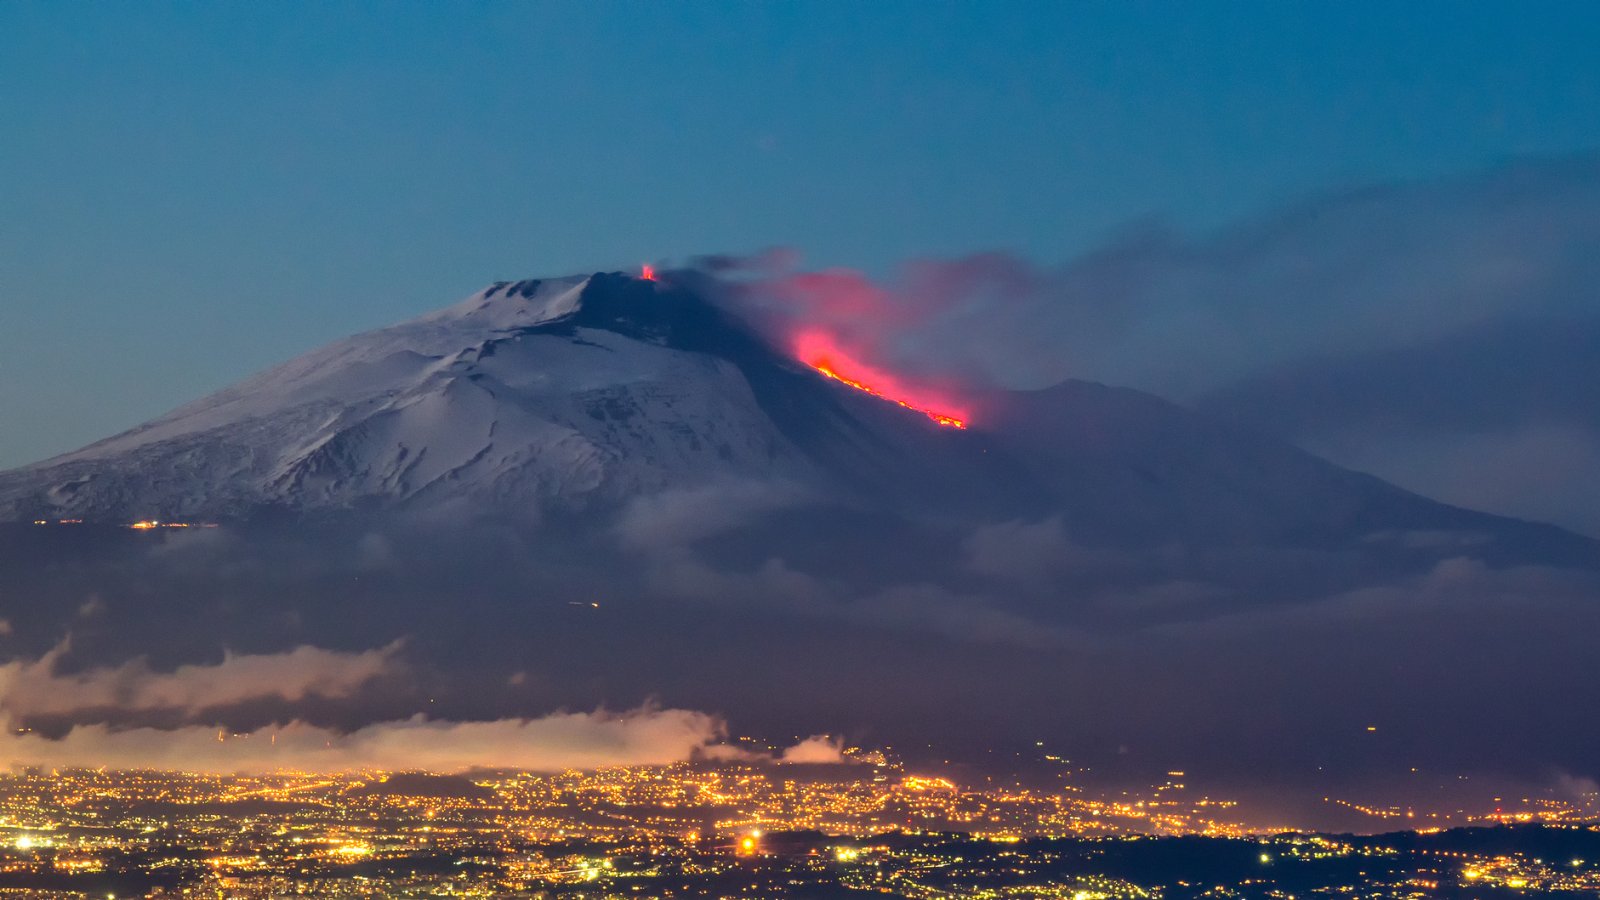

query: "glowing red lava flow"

left=810, top=363, right=968, bottom=428
left=796, top=331, right=968, bottom=429
left=640, top=264, right=658, bottom=281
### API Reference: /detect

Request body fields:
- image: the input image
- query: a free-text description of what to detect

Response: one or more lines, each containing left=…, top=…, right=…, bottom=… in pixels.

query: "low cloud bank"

left=0, top=637, right=853, bottom=774
left=0, top=707, right=728, bottom=774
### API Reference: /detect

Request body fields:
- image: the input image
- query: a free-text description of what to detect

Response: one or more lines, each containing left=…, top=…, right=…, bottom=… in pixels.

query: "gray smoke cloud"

left=713, top=155, right=1600, bottom=533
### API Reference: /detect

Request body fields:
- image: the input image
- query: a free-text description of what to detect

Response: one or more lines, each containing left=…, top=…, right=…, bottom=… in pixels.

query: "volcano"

left=0, top=270, right=1592, bottom=566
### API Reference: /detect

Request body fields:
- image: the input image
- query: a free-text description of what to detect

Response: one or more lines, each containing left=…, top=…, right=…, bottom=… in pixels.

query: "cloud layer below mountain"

left=0, top=635, right=852, bottom=774
left=0, top=708, right=729, bottom=774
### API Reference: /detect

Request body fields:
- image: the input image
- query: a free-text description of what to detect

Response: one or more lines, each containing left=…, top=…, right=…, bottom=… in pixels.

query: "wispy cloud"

left=0, top=640, right=406, bottom=720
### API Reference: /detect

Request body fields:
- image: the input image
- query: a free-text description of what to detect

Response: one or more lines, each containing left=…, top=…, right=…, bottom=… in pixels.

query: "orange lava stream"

left=640, top=264, right=658, bottom=281
left=810, top=362, right=968, bottom=429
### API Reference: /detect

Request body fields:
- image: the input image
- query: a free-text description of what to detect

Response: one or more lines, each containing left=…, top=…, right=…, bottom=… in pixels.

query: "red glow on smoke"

left=794, top=330, right=968, bottom=429
left=641, top=264, right=657, bottom=281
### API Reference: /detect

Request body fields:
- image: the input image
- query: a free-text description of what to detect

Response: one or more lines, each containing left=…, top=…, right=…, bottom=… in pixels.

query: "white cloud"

left=779, top=734, right=846, bottom=764
left=0, top=706, right=728, bottom=774
left=0, top=640, right=405, bottom=718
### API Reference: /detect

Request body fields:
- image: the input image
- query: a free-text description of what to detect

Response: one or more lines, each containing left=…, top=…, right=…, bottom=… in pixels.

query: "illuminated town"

left=1, top=749, right=1597, bottom=898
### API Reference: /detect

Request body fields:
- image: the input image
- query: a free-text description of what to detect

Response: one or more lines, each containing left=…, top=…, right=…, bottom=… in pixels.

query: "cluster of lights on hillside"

left=32, top=518, right=217, bottom=529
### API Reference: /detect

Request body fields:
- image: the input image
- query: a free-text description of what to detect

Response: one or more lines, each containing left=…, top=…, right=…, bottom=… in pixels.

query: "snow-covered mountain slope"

left=0, top=271, right=1593, bottom=564
left=1, top=275, right=830, bottom=520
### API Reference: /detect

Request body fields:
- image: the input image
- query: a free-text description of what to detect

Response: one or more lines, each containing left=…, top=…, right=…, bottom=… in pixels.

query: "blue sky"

left=3, top=0, right=1600, bottom=466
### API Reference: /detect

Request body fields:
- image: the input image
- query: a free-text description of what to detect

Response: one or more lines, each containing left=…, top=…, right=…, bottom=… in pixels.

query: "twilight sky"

left=4, top=1, right=1600, bottom=468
